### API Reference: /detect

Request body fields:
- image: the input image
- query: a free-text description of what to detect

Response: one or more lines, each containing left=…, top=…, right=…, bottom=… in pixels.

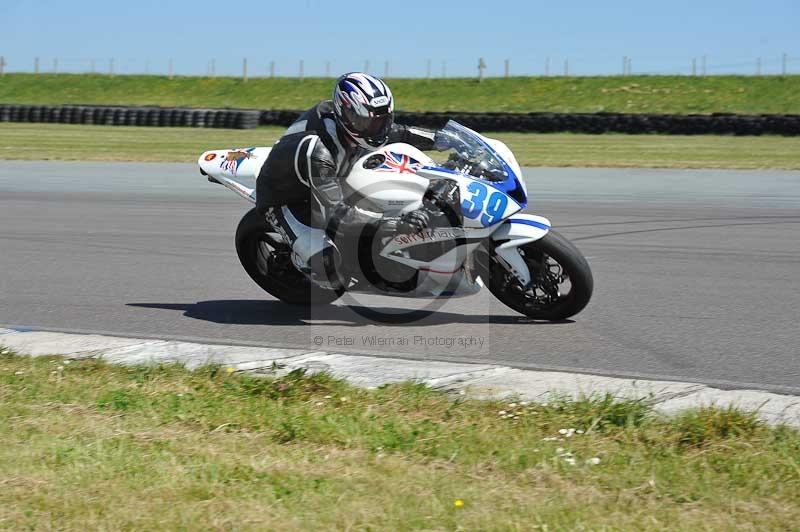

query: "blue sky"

left=1, top=0, right=798, bottom=77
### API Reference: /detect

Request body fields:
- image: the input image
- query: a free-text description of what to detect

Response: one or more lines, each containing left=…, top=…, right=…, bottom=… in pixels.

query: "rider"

left=255, top=72, right=459, bottom=288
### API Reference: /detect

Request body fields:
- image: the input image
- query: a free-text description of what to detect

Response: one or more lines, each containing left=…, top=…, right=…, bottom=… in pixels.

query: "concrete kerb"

left=2, top=329, right=799, bottom=427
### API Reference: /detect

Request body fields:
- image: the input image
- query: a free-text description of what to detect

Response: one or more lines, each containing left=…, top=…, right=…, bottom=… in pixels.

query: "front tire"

left=235, top=208, right=340, bottom=306
left=487, top=230, right=593, bottom=320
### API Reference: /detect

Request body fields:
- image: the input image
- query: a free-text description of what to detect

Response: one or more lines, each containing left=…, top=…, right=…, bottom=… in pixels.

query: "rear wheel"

left=235, top=208, right=340, bottom=306
left=487, top=230, right=593, bottom=320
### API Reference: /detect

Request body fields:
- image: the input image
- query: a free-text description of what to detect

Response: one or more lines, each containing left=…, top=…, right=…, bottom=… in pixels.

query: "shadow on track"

left=127, top=300, right=574, bottom=327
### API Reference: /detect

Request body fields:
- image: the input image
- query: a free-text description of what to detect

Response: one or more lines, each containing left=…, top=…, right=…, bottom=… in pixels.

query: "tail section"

left=198, top=146, right=273, bottom=204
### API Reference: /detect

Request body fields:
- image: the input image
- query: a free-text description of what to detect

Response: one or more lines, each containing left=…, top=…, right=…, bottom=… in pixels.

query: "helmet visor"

left=342, top=107, right=393, bottom=146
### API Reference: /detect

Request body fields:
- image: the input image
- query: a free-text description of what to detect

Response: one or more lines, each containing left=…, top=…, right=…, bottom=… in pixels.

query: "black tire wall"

left=0, top=104, right=262, bottom=130
left=1, top=103, right=798, bottom=135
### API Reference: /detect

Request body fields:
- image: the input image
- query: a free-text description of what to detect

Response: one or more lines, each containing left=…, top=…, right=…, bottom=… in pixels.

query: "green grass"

left=1, top=350, right=798, bottom=530
left=2, top=122, right=800, bottom=169
left=2, top=73, right=800, bottom=114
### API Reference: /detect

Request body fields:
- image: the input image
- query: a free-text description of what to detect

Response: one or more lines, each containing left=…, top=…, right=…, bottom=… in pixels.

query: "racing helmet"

left=332, top=72, right=394, bottom=149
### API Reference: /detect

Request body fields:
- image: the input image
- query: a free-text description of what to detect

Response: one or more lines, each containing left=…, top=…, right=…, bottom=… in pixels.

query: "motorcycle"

left=198, top=120, right=593, bottom=321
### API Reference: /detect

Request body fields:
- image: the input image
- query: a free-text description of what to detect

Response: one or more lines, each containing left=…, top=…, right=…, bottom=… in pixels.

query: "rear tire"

left=487, top=230, right=593, bottom=320
left=235, top=208, right=340, bottom=306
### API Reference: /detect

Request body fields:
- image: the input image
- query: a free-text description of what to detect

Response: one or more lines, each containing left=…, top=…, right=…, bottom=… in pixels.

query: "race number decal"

left=461, top=181, right=509, bottom=227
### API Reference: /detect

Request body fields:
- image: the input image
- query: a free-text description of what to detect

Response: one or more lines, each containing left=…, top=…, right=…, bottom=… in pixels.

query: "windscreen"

left=433, top=121, right=510, bottom=183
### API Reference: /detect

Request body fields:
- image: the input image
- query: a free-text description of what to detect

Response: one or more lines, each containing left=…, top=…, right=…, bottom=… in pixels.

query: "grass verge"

left=2, top=74, right=800, bottom=114
left=1, top=350, right=799, bottom=530
left=2, top=123, right=800, bottom=169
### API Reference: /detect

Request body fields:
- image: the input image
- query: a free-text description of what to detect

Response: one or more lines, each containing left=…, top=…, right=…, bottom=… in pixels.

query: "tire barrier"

left=255, top=109, right=800, bottom=136
left=258, top=109, right=306, bottom=127
left=1, top=103, right=799, bottom=135
left=0, top=104, right=263, bottom=130
left=389, top=111, right=800, bottom=136
left=254, top=109, right=800, bottom=136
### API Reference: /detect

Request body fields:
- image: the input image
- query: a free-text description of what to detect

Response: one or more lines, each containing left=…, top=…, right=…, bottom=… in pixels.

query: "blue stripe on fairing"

left=505, top=219, right=550, bottom=231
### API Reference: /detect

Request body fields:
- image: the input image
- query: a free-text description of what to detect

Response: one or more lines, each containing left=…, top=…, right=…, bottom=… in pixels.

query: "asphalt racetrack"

left=1, top=161, right=799, bottom=393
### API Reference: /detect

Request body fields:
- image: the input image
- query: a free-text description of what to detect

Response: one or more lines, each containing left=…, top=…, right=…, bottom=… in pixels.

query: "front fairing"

left=417, top=121, right=528, bottom=229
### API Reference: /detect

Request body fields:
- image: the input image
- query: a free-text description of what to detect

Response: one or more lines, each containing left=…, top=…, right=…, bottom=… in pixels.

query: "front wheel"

left=487, top=230, right=593, bottom=320
left=235, top=208, right=340, bottom=306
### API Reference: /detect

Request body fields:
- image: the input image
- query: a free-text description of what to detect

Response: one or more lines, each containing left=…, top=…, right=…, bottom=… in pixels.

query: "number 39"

left=461, top=181, right=509, bottom=226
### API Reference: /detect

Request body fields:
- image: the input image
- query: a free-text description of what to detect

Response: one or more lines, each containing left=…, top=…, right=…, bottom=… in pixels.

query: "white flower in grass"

left=498, top=410, right=507, bottom=416
left=555, top=448, right=575, bottom=462
left=587, top=457, right=601, bottom=466
left=324, top=395, right=332, bottom=399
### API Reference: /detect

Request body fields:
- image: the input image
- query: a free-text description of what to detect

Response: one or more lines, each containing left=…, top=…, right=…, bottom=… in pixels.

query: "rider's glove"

left=424, top=179, right=462, bottom=226
left=396, top=209, right=430, bottom=235
left=425, top=179, right=458, bottom=210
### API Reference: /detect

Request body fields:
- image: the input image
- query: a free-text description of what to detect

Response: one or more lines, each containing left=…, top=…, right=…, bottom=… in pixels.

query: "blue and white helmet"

left=332, top=72, right=395, bottom=149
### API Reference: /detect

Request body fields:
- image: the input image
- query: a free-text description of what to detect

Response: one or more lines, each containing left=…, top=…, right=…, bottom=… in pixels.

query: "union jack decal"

left=375, top=152, right=423, bottom=175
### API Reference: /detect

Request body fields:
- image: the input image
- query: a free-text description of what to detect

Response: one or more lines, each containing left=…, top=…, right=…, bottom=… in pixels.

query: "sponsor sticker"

left=204, top=153, right=217, bottom=161
left=392, top=228, right=463, bottom=246
left=220, top=148, right=256, bottom=176
left=224, top=149, right=253, bottom=162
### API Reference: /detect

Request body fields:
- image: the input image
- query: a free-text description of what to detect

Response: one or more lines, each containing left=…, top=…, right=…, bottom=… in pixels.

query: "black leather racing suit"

left=255, top=100, right=451, bottom=280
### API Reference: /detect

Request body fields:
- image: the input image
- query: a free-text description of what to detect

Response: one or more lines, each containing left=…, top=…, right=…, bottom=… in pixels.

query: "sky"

left=1, top=0, right=798, bottom=77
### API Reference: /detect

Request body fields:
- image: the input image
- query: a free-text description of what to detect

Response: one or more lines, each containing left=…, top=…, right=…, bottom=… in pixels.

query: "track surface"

left=1, top=161, right=799, bottom=393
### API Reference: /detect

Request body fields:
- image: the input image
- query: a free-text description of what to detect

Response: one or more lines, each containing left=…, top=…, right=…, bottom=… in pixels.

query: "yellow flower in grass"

left=454, top=499, right=464, bottom=509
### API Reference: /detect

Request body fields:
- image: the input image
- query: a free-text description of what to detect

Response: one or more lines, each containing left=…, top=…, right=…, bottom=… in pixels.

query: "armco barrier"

left=1, top=103, right=799, bottom=135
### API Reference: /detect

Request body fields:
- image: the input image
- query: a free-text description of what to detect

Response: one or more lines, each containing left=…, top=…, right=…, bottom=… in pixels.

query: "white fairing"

left=198, top=147, right=272, bottom=203
left=344, top=143, right=433, bottom=215
left=485, top=137, right=528, bottom=198
left=419, top=168, right=524, bottom=230
left=491, top=213, right=551, bottom=286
